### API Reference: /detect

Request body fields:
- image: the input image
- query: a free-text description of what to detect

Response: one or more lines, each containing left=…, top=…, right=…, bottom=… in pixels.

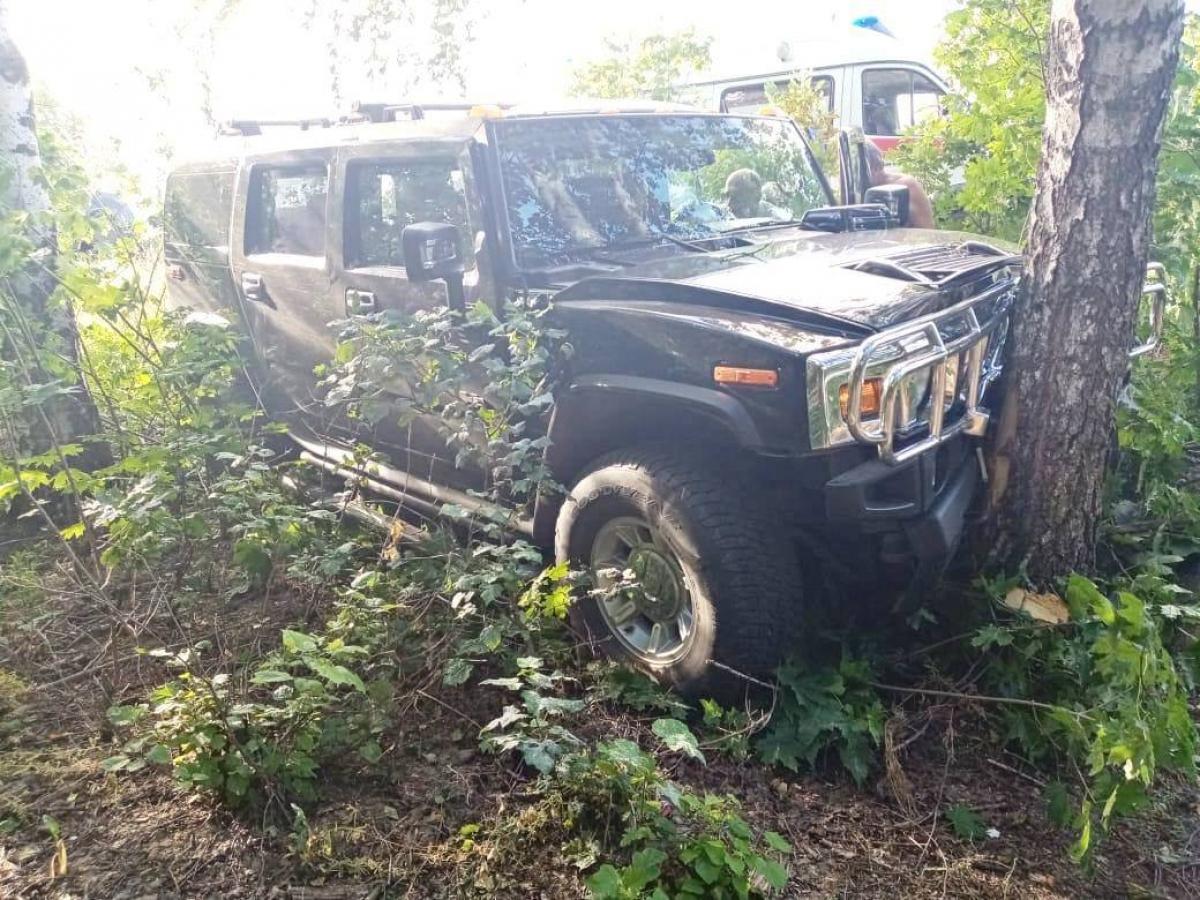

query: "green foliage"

left=589, top=663, right=689, bottom=716
left=890, top=0, right=1048, bottom=241
left=971, top=574, right=1196, bottom=859
left=651, top=718, right=704, bottom=764
left=479, top=656, right=585, bottom=774
left=569, top=29, right=712, bottom=102
left=326, top=298, right=565, bottom=519
left=757, top=656, right=886, bottom=786
left=106, top=573, right=408, bottom=806
left=695, top=699, right=753, bottom=762
left=558, top=741, right=789, bottom=899
left=946, top=803, right=989, bottom=841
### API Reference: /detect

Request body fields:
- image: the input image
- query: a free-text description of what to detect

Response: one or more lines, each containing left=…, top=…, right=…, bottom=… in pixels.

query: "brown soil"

left=2, top=563, right=1198, bottom=900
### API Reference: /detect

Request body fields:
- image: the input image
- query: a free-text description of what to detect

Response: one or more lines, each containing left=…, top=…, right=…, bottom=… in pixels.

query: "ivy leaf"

left=651, top=718, right=705, bottom=764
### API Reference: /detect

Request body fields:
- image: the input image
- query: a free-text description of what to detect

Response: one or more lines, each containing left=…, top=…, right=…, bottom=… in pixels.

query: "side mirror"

left=865, top=183, right=910, bottom=227
left=402, top=221, right=466, bottom=309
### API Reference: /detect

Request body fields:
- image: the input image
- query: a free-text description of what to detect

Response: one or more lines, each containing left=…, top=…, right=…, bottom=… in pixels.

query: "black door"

left=230, top=152, right=339, bottom=428
left=332, top=146, right=496, bottom=491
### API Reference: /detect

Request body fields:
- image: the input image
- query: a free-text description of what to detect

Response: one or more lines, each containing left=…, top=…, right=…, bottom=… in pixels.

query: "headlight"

left=806, top=348, right=931, bottom=450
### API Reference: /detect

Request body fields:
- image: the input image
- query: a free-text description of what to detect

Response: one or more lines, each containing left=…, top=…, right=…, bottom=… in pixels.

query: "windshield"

left=493, top=114, right=831, bottom=269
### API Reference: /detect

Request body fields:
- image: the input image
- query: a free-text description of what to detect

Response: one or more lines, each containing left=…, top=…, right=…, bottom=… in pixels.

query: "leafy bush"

left=757, top=656, right=886, bottom=786
left=971, top=573, right=1197, bottom=859
left=559, top=740, right=790, bottom=899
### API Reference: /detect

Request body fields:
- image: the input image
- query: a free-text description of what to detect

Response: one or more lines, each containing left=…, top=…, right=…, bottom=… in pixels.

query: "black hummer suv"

left=165, top=101, right=1027, bottom=698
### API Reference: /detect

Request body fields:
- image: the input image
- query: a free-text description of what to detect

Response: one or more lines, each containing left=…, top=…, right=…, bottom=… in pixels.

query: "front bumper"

left=823, top=435, right=979, bottom=564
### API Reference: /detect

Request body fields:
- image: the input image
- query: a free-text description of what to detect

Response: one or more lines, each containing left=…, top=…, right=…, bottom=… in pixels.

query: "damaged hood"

left=553, top=228, right=1020, bottom=335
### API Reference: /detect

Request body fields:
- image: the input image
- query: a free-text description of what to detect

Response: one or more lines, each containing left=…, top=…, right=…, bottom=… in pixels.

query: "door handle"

left=241, top=271, right=268, bottom=303
left=346, top=288, right=377, bottom=315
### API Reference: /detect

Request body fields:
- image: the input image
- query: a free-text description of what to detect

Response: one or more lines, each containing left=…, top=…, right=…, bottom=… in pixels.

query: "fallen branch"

left=868, top=681, right=1088, bottom=719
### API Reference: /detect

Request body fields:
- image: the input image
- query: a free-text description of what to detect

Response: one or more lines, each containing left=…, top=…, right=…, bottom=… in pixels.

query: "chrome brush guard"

left=818, top=261, right=1168, bottom=465
left=842, top=281, right=1014, bottom=464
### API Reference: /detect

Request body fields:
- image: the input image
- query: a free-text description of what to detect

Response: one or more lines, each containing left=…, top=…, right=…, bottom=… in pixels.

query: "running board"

left=291, top=433, right=534, bottom=537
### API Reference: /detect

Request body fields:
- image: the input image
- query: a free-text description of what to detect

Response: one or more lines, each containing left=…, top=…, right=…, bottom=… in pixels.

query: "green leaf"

left=752, top=855, right=789, bottom=890
left=763, top=831, right=792, bottom=854
left=250, top=669, right=293, bottom=685
left=625, top=847, right=667, bottom=891
left=1044, top=782, right=1073, bottom=827
left=145, top=744, right=173, bottom=765
left=1067, top=574, right=1113, bottom=624
left=358, top=740, right=383, bottom=763
left=306, top=657, right=365, bottom=692
left=652, top=718, right=706, bottom=763
left=585, top=864, right=622, bottom=899
left=946, top=803, right=987, bottom=841
left=443, top=658, right=474, bottom=686
left=281, top=630, right=319, bottom=655
left=59, top=521, right=85, bottom=540
left=101, top=755, right=132, bottom=772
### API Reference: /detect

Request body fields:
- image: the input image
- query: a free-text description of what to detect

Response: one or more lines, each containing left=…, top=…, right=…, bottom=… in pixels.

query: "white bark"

left=0, top=11, right=50, bottom=220
left=989, top=0, right=1185, bottom=578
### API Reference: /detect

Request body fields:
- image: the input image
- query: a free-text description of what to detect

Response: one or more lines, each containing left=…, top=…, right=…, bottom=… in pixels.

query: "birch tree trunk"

left=988, top=0, right=1185, bottom=581
left=1, top=8, right=107, bottom=541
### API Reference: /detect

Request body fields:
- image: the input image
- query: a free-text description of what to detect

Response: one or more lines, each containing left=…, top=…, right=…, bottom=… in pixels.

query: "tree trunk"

left=0, top=11, right=107, bottom=519
left=987, top=0, right=1185, bottom=581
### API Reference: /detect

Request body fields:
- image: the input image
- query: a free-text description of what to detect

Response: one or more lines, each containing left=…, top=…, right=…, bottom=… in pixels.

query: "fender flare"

left=532, top=374, right=765, bottom=545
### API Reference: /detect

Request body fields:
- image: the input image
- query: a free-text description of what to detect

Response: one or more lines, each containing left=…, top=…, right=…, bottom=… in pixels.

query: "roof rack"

left=219, top=117, right=335, bottom=136
left=346, top=101, right=512, bottom=123
left=219, top=102, right=511, bottom=137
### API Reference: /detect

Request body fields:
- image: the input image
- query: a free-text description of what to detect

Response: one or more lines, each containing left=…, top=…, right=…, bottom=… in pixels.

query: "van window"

left=246, top=164, right=328, bottom=257
left=862, top=69, right=944, bottom=136
left=165, top=170, right=234, bottom=249
left=345, top=159, right=473, bottom=270
left=720, top=75, right=834, bottom=115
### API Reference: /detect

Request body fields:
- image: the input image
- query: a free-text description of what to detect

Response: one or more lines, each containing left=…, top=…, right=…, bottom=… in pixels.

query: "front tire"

left=555, top=447, right=805, bottom=701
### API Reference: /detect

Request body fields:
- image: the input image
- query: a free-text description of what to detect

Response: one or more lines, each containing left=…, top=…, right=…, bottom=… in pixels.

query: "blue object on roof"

left=851, top=15, right=896, bottom=38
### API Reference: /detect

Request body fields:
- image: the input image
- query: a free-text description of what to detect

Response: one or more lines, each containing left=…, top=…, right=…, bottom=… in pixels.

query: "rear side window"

left=345, top=159, right=473, bottom=270
left=720, top=76, right=834, bottom=114
left=165, top=170, right=234, bottom=249
left=246, top=164, right=328, bottom=257
left=862, top=69, right=944, bottom=136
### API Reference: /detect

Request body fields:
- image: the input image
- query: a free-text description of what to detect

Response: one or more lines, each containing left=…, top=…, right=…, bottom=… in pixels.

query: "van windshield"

left=492, top=114, right=831, bottom=269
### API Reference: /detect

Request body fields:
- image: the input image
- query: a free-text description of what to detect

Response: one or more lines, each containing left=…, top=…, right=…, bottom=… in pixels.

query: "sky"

left=6, top=0, right=956, bottom=185
left=7, top=0, right=1199, bottom=190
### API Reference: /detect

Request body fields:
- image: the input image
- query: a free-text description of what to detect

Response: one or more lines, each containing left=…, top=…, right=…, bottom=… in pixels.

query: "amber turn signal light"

left=839, top=378, right=883, bottom=421
left=713, top=365, right=779, bottom=388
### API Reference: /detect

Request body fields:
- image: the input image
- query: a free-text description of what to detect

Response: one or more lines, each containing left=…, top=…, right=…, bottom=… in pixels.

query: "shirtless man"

left=864, top=141, right=935, bottom=229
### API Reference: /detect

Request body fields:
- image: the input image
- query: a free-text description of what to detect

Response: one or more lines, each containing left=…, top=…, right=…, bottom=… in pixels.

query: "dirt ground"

left=2, top=565, right=1199, bottom=899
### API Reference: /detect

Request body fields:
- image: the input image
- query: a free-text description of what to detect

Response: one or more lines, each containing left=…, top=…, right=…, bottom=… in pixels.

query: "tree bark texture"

left=0, top=11, right=106, bottom=475
left=988, top=0, right=1185, bottom=581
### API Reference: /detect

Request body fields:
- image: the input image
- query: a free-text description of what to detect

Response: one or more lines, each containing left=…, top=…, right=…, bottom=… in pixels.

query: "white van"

left=684, top=35, right=950, bottom=152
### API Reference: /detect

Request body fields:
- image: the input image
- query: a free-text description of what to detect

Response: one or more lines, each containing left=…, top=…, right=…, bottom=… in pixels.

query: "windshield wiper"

left=721, top=219, right=806, bottom=236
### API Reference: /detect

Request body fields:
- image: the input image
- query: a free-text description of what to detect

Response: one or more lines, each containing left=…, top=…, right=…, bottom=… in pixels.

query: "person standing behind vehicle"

left=864, top=141, right=935, bottom=229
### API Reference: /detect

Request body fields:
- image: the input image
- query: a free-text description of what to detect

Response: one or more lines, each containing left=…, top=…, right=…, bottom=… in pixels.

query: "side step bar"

left=291, top=433, right=534, bottom=537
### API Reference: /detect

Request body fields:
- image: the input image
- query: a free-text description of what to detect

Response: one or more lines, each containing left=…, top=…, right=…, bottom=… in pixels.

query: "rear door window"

left=165, top=171, right=234, bottom=249
left=720, top=75, right=834, bottom=114
left=344, top=159, right=473, bottom=270
left=245, top=164, right=328, bottom=257
left=862, top=68, right=944, bottom=136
